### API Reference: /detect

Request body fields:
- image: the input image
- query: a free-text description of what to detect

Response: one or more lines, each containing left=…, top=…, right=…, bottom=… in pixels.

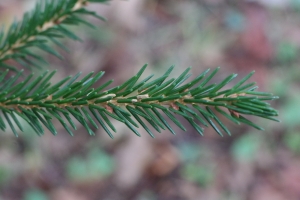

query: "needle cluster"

left=0, top=0, right=279, bottom=137
left=0, top=0, right=106, bottom=72
left=0, top=65, right=279, bottom=137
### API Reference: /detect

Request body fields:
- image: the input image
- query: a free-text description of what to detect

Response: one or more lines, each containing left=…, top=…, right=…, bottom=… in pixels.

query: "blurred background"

left=0, top=0, right=299, bottom=199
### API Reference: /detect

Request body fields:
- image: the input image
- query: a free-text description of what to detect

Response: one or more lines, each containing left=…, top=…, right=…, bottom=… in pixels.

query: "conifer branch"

left=0, top=65, right=279, bottom=137
left=0, top=0, right=107, bottom=71
left=0, top=0, right=279, bottom=138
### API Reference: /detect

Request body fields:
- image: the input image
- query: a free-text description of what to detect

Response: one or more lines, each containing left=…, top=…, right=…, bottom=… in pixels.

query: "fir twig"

left=0, top=0, right=107, bottom=71
left=0, top=65, right=279, bottom=137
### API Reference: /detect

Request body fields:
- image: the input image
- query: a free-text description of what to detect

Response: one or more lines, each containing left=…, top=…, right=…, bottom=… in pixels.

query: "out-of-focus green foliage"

left=284, top=131, right=300, bottom=155
left=24, top=189, right=49, bottom=200
left=66, top=148, right=114, bottom=182
left=276, top=42, right=298, bottom=63
left=231, top=132, right=262, bottom=163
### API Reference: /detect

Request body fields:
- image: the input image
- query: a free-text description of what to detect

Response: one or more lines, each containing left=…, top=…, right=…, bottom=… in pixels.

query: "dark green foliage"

left=0, top=0, right=107, bottom=71
left=0, top=0, right=279, bottom=138
left=0, top=66, right=279, bottom=137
